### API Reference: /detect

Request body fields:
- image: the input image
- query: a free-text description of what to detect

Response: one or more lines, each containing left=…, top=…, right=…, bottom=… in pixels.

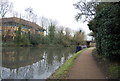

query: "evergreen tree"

left=15, top=26, right=21, bottom=45
left=48, top=23, right=55, bottom=44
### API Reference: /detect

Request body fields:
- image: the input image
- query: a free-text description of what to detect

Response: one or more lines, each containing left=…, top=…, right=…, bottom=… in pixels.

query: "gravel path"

left=67, top=48, right=106, bottom=79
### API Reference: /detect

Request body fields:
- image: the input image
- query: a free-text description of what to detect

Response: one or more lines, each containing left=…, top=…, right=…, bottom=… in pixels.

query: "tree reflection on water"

left=2, top=47, right=74, bottom=79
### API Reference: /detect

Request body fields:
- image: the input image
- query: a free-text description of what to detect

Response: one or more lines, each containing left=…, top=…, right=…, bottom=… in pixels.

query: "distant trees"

left=55, top=26, right=64, bottom=45
left=46, top=25, right=86, bottom=46
left=39, top=16, right=50, bottom=28
left=14, top=25, right=22, bottom=45
left=63, top=28, right=72, bottom=46
left=88, top=32, right=94, bottom=41
left=0, top=0, right=13, bottom=18
left=73, top=30, right=86, bottom=45
left=48, top=23, right=55, bottom=44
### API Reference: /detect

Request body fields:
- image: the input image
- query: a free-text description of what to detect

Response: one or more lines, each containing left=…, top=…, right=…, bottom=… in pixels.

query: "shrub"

left=88, top=3, right=120, bottom=61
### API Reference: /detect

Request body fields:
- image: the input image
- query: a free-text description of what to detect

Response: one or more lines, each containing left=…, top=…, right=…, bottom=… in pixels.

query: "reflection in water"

left=2, top=47, right=74, bottom=79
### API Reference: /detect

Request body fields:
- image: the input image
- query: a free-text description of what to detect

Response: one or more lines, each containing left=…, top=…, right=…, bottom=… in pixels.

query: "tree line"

left=14, top=23, right=86, bottom=46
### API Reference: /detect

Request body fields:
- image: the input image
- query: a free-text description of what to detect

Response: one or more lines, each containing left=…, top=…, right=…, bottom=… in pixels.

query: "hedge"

left=88, top=2, right=120, bottom=61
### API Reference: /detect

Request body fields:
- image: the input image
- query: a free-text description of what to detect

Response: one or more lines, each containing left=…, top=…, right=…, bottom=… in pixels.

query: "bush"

left=88, top=2, right=120, bottom=61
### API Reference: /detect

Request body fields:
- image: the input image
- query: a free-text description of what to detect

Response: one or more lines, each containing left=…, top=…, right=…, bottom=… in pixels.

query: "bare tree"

left=25, top=7, right=37, bottom=23
left=74, top=0, right=99, bottom=22
left=38, top=16, right=50, bottom=28
left=0, top=0, right=13, bottom=18
left=25, top=7, right=33, bottom=20
left=73, top=30, right=86, bottom=45
left=49, top=19, right=58, bottom=27
left=12, top=10, right=19, bottom=17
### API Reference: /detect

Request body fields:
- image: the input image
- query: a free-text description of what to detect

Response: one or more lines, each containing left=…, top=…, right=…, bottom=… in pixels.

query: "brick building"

left=0, top=17, right=45, bottom=40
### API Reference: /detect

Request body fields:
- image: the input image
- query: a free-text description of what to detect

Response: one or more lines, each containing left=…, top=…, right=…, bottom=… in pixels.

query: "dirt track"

left=67, top=48, right=106, bottom=79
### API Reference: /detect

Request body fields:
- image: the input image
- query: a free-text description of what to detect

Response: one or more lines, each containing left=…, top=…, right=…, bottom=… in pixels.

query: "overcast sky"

left=8, top=0, right=92, bottom=40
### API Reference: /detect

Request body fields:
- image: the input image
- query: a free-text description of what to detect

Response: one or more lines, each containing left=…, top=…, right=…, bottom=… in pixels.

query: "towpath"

left=67, top=47, right=106, bottom=79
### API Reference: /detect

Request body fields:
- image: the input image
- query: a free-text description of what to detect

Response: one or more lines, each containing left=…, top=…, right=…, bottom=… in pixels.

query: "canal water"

left=1, top=47, right=75, bottom=79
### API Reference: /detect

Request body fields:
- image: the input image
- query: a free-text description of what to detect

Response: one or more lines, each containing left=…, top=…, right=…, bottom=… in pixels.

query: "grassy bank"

left=2, top=41, right=76, bottom=48
left=92, top=48, right=120, bottom=79
left=48, top=48, right=88, bottom=79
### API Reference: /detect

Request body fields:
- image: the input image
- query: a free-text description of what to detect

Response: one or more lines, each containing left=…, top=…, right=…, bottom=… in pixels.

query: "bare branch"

left=25, top=7, right=38, bottom=23
left=0, top=0, right=13, bottom=18
left=74, top=0, right=99, bottom=22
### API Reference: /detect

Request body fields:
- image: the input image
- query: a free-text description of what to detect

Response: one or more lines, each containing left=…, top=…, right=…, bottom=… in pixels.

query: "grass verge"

left=92, top=48, right=120, bottom=79
left=48, top=48, right=88, bottom=79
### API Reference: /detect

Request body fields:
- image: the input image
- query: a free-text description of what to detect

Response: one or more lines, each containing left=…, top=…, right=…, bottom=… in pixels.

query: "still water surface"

left=1, top=47, right=75, bottom=79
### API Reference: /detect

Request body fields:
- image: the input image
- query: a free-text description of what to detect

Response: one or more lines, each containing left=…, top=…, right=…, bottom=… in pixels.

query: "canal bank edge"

left=48, top=48, right=88, bottom=79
